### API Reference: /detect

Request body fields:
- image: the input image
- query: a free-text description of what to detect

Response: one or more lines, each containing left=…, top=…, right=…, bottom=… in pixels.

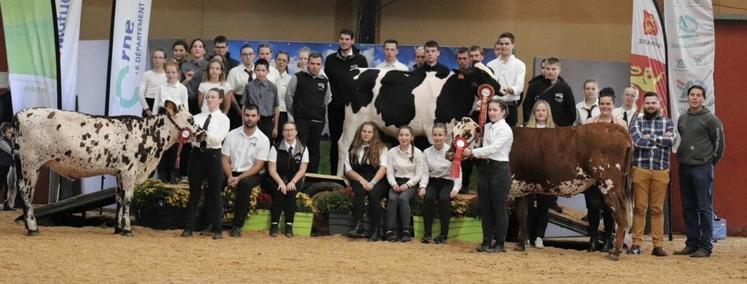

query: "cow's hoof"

left=27, top=230, right=40, bottom=236
left=120, top=230, right=134, bottom=237
left=113, top=227, right=122, bottom=234
left=514, top=242, right=526, bottom=252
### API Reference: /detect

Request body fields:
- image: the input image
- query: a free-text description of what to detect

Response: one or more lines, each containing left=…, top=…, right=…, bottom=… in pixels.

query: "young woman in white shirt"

left=418, top=123, right=461, bottom=244
left=267, top=122, right=309, bottom=238
left=139, top=48, right=167, bottom=117
left=198, top=59, right=234, bottom=114
left=464, top=99, right=514, bottom=253
left=344, top=121, right=389, bottom=241
left=155, top=60, right=190, bottom=183
left=384, top=126, right=424, bottom=242
left=181, top=88, right=230, bottom=239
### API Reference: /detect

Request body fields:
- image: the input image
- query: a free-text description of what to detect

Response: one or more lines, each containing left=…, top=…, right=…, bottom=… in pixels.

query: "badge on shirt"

left=554, top=93, right=564, bottom=103
left=317, top=82, right=327, bottom=92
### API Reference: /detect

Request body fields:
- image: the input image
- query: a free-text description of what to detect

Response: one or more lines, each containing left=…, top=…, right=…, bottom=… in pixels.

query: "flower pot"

left=242, top=209, right=313, bottom=237
left=136, top=206, right=189, bottom=230
left=327, top=212, right=353, bottom=235
left=413, top=215, right=483, bottom=243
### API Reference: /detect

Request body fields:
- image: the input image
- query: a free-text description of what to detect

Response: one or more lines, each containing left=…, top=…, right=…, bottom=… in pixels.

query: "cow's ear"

left=164, top=100, right=177, bottom=116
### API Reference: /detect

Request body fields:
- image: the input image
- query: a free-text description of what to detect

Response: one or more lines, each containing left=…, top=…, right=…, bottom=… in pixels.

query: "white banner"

left=56, top=0, right=82, bottom=111
left=108, top=0, right=152, bottom=116
left=665, top=0, right=715, bottom=122
left=630, top=0, right=669, bottom=115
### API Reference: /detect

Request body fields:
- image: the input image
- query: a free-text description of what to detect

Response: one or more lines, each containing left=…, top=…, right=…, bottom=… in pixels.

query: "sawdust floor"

left=1, top=211, right=746, bottom=283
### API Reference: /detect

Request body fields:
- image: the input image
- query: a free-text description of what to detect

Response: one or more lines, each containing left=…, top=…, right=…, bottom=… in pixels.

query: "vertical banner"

left=665, top=0, right=715, bottom=121
left=56, top=0, right=82, bottom=111
left=0, top=0, right=58, bottom=111
left=107, top=0, right=152, bottom=116
left=630, top=0, right=668, bottom=115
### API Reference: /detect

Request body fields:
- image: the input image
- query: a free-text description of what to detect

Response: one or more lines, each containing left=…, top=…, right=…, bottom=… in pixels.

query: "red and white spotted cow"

left=453, top=118, right=632, bottom=260
left=336, top=62, right=500, bottom=175
left=14, top=101, right=205, bottom=236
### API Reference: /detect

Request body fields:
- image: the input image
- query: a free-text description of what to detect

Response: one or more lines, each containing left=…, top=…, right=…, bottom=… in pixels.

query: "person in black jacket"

left=414, top=40, right=450, bottom=78
left=325, top=29, right=369, bottom=175
left=0, top=122, right=14, bottom=210
left=267, top=121, right=309, bottom=238
left=522, top=57, right=576, bottom=127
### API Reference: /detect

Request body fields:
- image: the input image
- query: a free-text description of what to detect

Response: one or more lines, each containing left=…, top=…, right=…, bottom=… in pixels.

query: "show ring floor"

left=1, top=211, right=746, bottom=283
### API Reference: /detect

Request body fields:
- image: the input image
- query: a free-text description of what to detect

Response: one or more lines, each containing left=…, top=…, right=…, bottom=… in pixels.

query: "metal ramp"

left=16, top=187, right=116, bottom=221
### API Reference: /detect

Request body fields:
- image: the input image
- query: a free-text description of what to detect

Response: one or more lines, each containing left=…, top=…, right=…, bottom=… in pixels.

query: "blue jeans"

left=679, top=163, right=714, bottom=252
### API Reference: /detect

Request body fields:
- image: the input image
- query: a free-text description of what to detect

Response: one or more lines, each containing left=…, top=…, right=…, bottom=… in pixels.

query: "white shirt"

left=486, top=54, right=526, bottom=102
left=471, top=119, right=513, bottom=161
left=613, top=106, right=640, bottom=126
left=198, top=81, right=233, bottom=114
left=575, top=99, right=600, bottom=126
left=267, top=66, right=281, bottom=85
left=419, top=144, right=462, bottom=192
left=386, top=145, right=425, bottom=187
left=192, top=109, right=230, bottom=149
left=268, top=140, right=310, bottom=163
left=344, top=145, right=388, bottom=174
left=222, top=127, right=271, bottom=172
left=275, top=70, right=292, bottom=112
left=227, top=64, right=255, bottom=95
left=138, top=70, right=167, bottom=110
left=153, top=82, right=189, bottom=114
left=376, top=60, right=409, bottom=71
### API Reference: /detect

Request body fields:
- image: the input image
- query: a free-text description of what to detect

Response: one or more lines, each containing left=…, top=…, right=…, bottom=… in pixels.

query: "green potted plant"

left=413, top=194, right=483, bottom=243
left=238, top=186, right=315, bottom=237
left=312, top=188, right=355, bottom=235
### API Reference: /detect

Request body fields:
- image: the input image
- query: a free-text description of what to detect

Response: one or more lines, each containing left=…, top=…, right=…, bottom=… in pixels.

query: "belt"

left=191, top=146, right=221, bottom=154
left=477, top=159, right=509, bottom=167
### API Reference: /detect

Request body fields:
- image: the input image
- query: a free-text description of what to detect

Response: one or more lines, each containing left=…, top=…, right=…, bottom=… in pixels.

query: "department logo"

left=678, top=15, right=698, bottom=38
left=554, top=93, right=564, bottom=103
left=643, top=10, right=659, bottom=36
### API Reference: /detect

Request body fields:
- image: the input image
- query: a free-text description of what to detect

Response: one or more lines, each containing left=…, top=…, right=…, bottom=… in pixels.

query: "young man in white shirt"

left=221, top=104, right=271, bottom=237
left=257, top=43, right=281, bottom=84
left=575, top=79, right=600, bottom=125
left=227, top=45, right=256, bottom=101
left=486, top=32, right=526, bottom=126
left=375, top=39, right=408, bottom=71
left=613, top=86, right=640, bottom=126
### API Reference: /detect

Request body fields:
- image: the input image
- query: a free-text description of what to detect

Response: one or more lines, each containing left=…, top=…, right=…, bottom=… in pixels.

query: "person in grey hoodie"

left=674, top=85, right=725, bottom=258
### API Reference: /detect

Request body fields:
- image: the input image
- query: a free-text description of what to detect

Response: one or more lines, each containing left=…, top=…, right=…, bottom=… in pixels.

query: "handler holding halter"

left=464, top=99, right=513, bottom=253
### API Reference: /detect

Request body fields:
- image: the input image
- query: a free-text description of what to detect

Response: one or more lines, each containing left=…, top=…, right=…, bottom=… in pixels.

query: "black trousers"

left=184, top=148, right=224, bottom=232
left=231, top=172, right=263, bottom=228
left=296, top=118, right=324, bottom=173
left=477, top=160, right=511, bottom=245
left=423, top=177, right=453, bottom=237
left=258, top=115, right=275, bottom=140
left=228, top=95, right=243, bottom=130
left=527, top=194, right=551, bottom=239
left=505, top=103, right=518, bottom=127
left=350, top=173, right=389, bottom=233
left=274, top=112, right=288, bottom=144
left=584, top=185, right=615, bottom=237
left=268, top=175, right=300, bottom=224
left=328, top=104, right=344, bottom=175
left=142, top=98, right=155, bottom=117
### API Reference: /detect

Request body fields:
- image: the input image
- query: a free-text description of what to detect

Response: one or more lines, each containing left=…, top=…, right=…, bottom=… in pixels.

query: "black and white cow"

left=14, top=101, right=204, bottom=236
left=336, top=62, right=500, bottom=175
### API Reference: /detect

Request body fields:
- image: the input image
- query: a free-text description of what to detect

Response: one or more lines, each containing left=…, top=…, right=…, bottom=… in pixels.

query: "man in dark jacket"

left=522, top=57, right=576, bottom=127
left=325, top=29, right=368, bottom=175
left=674, top=85, right=725, bottom=258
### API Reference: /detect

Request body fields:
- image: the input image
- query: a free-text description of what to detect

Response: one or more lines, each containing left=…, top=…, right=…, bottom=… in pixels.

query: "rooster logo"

left=644, top=10, right=658, bottom=36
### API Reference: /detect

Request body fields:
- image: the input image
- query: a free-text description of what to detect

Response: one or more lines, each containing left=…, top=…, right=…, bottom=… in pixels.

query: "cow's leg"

left=514, top=196, right=529, bottom=251
left=336, top=110, right=363, bottom=176
left=114, top=179, right=124, bottom=234
left=120, top=177, right=136, bottom=236
left=20, top=167, right=40, bottom=235
left=603, top=183, right=628, bottom=261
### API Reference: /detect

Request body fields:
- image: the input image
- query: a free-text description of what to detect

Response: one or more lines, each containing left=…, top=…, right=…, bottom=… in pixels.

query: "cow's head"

left=435, top=62, right=500, bottom=124
left=163, top=100, right=206, bottom=143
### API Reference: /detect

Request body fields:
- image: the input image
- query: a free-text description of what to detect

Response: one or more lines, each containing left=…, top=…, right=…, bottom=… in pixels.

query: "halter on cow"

left=14, top=100, right=205, bottom=236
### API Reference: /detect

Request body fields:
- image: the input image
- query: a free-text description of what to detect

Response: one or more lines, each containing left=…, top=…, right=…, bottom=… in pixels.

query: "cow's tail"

left=623, top=140, right=634, bottom=233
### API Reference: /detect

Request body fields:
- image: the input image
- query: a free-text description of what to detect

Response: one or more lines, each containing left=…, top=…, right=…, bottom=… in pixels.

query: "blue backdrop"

left=228, top=40, right=497, bottom=74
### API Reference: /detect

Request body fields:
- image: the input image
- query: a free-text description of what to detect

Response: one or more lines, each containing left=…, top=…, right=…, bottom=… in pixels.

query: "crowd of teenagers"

left=131, top=29, right=724, bottom=258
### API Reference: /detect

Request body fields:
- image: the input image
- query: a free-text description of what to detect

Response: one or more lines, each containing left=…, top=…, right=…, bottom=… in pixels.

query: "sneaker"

left=401, top=231, right=412, bottom=242
left=180, top=229, right=193, bottom=237
left=179, top=176, right=189, bottom=184
left=534, top=237, right=544, bottom=249
left=492, top=243, right=507, bottom=253
left=689, top=248, right=711, bottom=258
left=230, top=226, right=241, bottom=238
left=385, top=231, right=398, bottom=242
left=652, top=247, right=668, bottom=257
left=269, top=224, right=279, bottom=237
left=476, top=243, right=495, bottom=252
left=212, top=232, right=223, bottom=240
left=673, top=246, right=698, bottom=255
left=368, top=231, right=382, bottom=242
left=627, top=245, right=642, bottom=255
left=285, top=224, right=294, bottom=238
left=433, top=235, right=448, bottom=244
left=421, top=234, right=433, bottom=244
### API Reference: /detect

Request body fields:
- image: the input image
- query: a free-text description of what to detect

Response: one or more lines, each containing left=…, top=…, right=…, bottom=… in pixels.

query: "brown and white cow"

left=14, top=101, right=204, bottom=236
left=453, top=118, right=632, bottom=260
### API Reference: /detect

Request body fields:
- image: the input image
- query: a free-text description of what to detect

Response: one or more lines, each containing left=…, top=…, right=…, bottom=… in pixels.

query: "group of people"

left=136, top=28, right=725, bottom=259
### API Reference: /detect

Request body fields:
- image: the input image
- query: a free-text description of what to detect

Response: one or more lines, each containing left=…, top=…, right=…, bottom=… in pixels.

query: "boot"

left=347, top=221, right=364, bottom=238
left=601, top=232, right=613, bottom=253
left=284, top=224, right=294, bottom=238
left=588, top=235, right=599, bottom=252
left=270, top=223, right=279, bottom=237
left=367, top=226, right=381, bottom=242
